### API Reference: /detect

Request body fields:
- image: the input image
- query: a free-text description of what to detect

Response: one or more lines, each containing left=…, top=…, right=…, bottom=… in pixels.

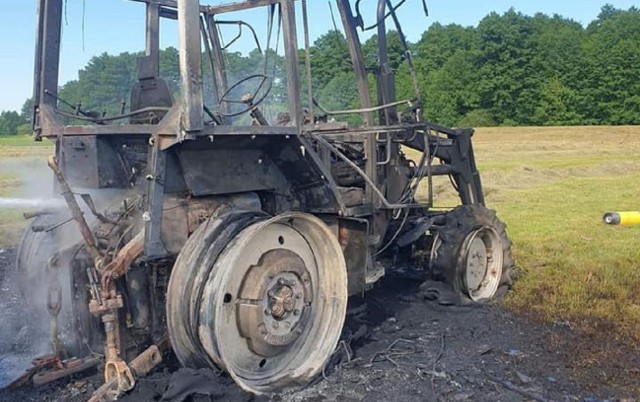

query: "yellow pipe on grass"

left=603, top=211, right=640, bottom=226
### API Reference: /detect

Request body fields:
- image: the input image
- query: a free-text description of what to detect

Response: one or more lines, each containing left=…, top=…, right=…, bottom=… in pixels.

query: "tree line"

left=1, top=4, right=638, bottom=134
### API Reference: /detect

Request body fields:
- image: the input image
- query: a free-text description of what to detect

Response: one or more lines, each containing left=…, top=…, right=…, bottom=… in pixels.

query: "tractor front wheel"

left=430, top=205, right=514, bottom=302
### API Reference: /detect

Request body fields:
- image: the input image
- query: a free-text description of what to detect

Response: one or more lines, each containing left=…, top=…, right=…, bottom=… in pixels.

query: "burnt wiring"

left=375, top=126, right=444, bottom=256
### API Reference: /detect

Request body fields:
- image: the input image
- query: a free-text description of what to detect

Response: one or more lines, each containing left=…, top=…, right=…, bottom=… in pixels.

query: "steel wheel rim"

left=461, top=227, right=503, bottom=301
left=198, top=212, right=347, bottom=393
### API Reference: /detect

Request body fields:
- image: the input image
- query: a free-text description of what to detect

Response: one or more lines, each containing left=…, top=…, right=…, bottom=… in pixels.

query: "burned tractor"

left=22, top=0, right=513, bottom=398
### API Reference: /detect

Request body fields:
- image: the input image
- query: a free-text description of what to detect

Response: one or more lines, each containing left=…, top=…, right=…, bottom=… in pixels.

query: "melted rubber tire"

left=430, top=205, right=514, bottom=302
left=16, top=213, right=100, bottom=357
left=167, top=211, right=348, bottom=394
left=167, top=210, right=268, bottom=369
left=16, top=214, right=61, bottom=301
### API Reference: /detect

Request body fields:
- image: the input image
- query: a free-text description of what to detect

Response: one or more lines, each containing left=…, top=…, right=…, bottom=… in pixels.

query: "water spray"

left=0, top=198, right=64, bottom=210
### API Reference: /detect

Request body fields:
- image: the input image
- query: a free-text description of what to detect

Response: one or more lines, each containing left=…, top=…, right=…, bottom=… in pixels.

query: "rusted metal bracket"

left=99, top=231, right=145, bottom=287
left=47, top=156, right=103, bottom=263
left=88, top=343, right=165, bottom=402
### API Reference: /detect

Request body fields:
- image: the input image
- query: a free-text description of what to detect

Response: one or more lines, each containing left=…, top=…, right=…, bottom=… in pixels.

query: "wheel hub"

left=465, top=237, right=488, bottom=291
left=461, top=227, right=503, bottom=301
left=260, top=272, right=307, bottom=343
left=236, top=249, right=313, bottom=357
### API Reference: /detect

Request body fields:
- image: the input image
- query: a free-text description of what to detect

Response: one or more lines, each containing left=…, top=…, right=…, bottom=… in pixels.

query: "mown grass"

left=0, top=135, right=52, bottom=158
left=0, top=135, right=54, bottom=246
left=411, top=126, right=640, bottom=345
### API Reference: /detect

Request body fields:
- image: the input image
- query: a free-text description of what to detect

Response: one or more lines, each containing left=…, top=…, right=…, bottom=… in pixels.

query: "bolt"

left=291, top=280, right=297, bottom=287
left=295, top=293, right=302, bottom=300
left=258, top=158, right=263, bottom=164
left=294, top=309, right=300, bottom=316
left=267, top=290, right=275, bottom=297
left=264, top=308, right=271, bottom=315
left=278, top=278, right=285, bottom=286
left=272, top=322, right=279, bottom=329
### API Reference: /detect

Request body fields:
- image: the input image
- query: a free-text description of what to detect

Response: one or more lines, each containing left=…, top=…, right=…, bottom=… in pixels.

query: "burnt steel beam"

left=204, top=0, right=297, bottom=15
left=144, top=3, right=160, bottom=78
left=204, top=14, right=229, bottom=120
left=32, top=0, right=45, bottom=125
left=376, top=0, right=396, bottom=124
left=336, top=0, right=376, bottom=205
left=144, top=145, right=170, bottom=259
left=281, top=0, right=302, bottom=129
left=36, top=0, right=62, bottom=109
left=336, top=0, right=373, bottom=127
left=129, top=0, right=299, bottom=16
left=129, top=0, right=208, bottom=13
left=178, top=0, right=204, bottom=135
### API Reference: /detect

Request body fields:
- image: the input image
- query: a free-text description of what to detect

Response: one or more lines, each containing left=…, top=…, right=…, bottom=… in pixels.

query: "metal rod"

left=302, top=0, right=314, bottom=121
left=145, top=2, right=160, bottom=77
left=47, top=156, right=103, bottom=262
left=314, top=98, right=411, bottom=116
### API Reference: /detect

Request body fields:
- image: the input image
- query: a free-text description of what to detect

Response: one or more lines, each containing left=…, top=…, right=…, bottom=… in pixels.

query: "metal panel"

left=178, top=149, right=288, bottom=196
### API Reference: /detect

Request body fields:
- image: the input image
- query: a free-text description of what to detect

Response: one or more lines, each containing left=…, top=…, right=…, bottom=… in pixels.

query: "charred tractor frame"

left=21, top=0, right=514, bottom=398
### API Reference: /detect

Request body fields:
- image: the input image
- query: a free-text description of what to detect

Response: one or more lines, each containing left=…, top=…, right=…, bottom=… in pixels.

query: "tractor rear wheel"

left=167, top=211, right=348, bottom=394
left=430, top=205, right=514, bottom=302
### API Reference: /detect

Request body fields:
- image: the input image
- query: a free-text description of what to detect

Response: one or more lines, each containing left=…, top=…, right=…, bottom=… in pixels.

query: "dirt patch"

left=0, top=250, right=637, bottom=402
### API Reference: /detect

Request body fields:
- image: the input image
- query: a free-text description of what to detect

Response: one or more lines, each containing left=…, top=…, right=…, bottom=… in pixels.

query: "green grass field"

left=1, top=128, right=639, bottom=346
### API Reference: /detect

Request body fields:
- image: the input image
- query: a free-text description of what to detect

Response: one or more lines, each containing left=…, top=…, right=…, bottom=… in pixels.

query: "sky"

left=0, top=0, right=637, bottom=112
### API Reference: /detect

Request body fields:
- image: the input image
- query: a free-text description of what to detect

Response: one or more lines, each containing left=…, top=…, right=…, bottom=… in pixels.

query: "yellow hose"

left=603, top=211, right=640, bottom=226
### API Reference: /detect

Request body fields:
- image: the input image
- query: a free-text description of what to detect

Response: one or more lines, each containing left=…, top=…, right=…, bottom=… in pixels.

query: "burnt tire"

left=167, top=211, right=348, bottom=394
left=167, top=210, right=267, bottom=369
left=430, top=205, right=514, bottom=302
left=16, top=213, right=101, bottom=357
left=16, top=213, right=60, bottom=301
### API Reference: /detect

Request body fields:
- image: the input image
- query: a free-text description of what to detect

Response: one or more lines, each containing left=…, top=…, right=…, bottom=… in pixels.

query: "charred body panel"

left=24, top=0, right=513, bottom=397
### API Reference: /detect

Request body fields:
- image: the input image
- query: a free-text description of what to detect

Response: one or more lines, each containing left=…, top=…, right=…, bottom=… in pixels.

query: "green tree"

left=309, top=31, right=352, bottom=92
left=580, top=6, right=640, bottom=124
left=0, top=110, right=25, bottom=135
